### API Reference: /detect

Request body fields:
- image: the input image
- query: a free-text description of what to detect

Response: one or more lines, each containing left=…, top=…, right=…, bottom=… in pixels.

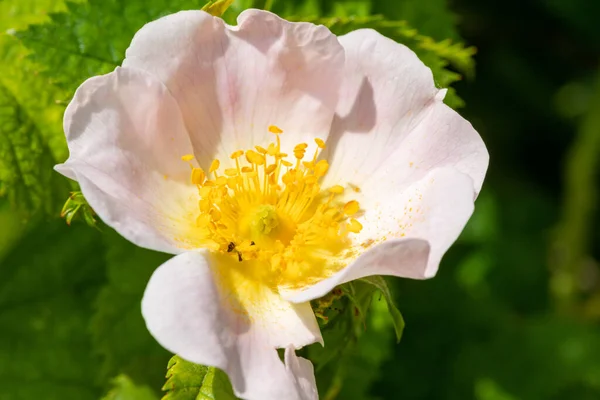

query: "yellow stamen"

left=343, top=200, right=360, bottom=215
left=191, top=168, right=205, bottom=185
left=329, top=185, right=344, bottom=194
left=268, top=125, right=283, bottom=134
left=180, top=130, right=364, bottom=291
left=348, top=218, right=363, bottom=233
left=210, top=159, right=220, bottom=173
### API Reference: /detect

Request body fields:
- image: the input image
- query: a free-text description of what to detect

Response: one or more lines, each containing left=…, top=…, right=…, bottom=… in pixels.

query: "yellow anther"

left=210, top=159, right=220, bottom=173
left=329, top=185, right=344, bottom=194
left=216, top=176, right=228, bottom=186
left=268, top=125, right=283, bottom=134
left=267, top=143, right=278, bottom=156
left=196, top=214, right=211, bottom=227
left=282, top=172, right=295, bottom=185
left=246, top=150, right=265, bottom=165
left=314, top=159, right=329, bottom=177
left=191, top=168, right=205, bottom=185
left=199, top=186, right=212, bottom=197
left=294, top=150, right=306, bottom=160
left=199, top=198, right=211, bottom=212
left=294, top=143, right=308, bottom=151
left=281, top=160, right=293, bottom=167
left=181, top=154, right=194, bottom=162
left=302, top=161, right=315, bottom=169
left=348, top=218, right=363, bottom=233
left=209, top=208, right=222, bottom=222
left=224, top=168, right=238, bottom=177
left=265, top=164, right=277, bottom=174
left=241, top=166, right=253, bottom=173
left=230, top=150, right=244, bottom=159
left=343, top=200, right=360, bottom=215
left=227, top=177, right=238, bottom=189
left=315, top=138, right=326, bottom=149
left=255, top=145, right=268, bottom=154
left=304, top=176, right=317, bottom=185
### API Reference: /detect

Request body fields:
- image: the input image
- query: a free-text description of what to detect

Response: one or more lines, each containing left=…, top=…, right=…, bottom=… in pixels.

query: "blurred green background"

left=1, top=0, right=599, bottom=399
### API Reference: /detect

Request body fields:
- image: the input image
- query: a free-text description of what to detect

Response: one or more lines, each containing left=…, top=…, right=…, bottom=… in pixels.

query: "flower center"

left=180, top=126, right=362, bottom=289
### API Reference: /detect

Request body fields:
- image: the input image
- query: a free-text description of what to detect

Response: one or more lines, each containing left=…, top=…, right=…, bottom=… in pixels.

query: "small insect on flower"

left=55, top=9, right=488, bottom=400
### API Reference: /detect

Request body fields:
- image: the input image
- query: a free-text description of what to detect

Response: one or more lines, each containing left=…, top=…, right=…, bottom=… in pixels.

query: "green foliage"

left=371, top=0, right=459, bottom=41
left=0, top=83, right=67, bottom=217
left=4, top=1, right=596, bottom=400
left=102, top=375, right=158, bottom=400
left=359, top=276, right=405, bottom=342
left=307, top=283, right=397, bottom=400
left=0, top=0, right=74, bottom=217
left=162, top=356, right=237, bottom=400
left=0, top=212, right=106, bottom=399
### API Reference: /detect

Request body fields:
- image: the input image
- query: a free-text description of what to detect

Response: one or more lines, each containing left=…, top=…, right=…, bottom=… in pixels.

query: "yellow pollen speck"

left=181, top=154, right=194, bottom=161
left=343, top=200, right=360, bottom=215
left=210, top=159, right=220, bottom=173
left=268, top=125, right=283, bottom=134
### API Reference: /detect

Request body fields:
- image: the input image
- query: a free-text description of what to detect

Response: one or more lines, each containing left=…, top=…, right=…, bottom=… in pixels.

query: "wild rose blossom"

left=56, top=9, right=488, bottom=400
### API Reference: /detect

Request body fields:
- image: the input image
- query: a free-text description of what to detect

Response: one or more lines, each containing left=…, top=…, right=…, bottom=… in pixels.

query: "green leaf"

left=372, top=0, right=460, bottom=41
left=163, top=355, right=237, bottom=400
left=359, top=276, right=405, bottom=342
left=101, top=375, right=159, bottom=400
left=0, top=82, right=67, bottom=217
left=91, top=231, right=171, bottom=389
left=0, top=0, right=75, bottom=216
left=0, top=219, right=106, bottom=399
left=202, top=0, right=234, bottom=16
left=0, top=0, right=73, bottom=32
